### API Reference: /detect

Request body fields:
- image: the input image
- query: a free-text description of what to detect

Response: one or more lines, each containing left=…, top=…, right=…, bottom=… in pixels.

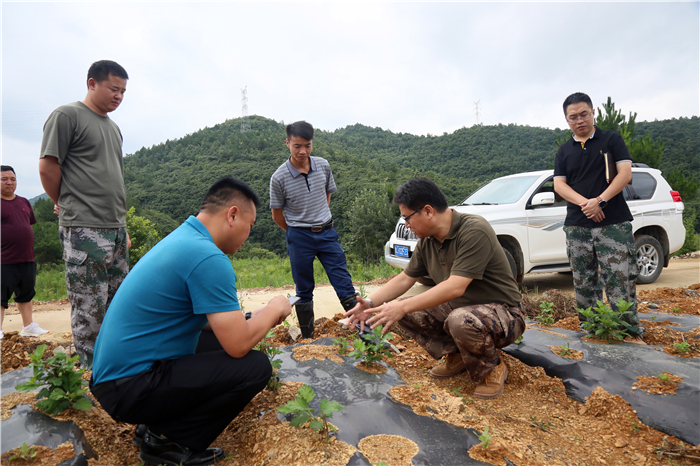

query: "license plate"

left=395, top=245, right=409, bottom=258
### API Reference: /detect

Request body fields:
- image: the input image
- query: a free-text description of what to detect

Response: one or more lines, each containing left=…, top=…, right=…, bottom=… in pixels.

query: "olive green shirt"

left=404, top=210, right=521, bottom=309
left=40, top=101, right=126, bottom=228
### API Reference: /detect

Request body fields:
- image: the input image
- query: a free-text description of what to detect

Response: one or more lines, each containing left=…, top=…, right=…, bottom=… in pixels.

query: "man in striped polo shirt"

left=270, top=121, right=357, bottom=338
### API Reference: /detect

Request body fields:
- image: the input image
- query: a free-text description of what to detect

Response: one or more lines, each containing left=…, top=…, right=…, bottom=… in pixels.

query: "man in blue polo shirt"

left=91, top=177, right=292, bottom=466
left=270, top=121, right=357, bottom=338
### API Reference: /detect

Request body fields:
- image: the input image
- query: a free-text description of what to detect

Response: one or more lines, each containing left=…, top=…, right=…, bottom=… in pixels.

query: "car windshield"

left=460, top=175, right=540, bottom=205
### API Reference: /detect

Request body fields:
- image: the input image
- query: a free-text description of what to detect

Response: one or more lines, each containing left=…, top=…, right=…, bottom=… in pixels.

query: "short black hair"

left=87, top=60, right=129, bottom=88
left=286, top=121, right=314, bottom=141
left=0, top=165, right=15, bottom=174
left=393, top=177, right=449, bottom=213
left=200, top=177, right=260, bottom=213
left=563, top=92, right=593, bottom=114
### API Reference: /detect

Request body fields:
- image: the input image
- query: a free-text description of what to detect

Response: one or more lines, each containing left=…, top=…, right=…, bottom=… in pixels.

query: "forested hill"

left=123, top=115, right=699, bottom=255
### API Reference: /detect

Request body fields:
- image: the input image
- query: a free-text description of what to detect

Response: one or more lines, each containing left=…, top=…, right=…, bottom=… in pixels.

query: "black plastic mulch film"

left=2, top=312, right=698, bottom=465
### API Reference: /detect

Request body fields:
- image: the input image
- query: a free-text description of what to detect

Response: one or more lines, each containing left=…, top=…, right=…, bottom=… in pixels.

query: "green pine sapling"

left=277, top=384, right=344, bottom=443
left=15, top=345, right=91, bottom=415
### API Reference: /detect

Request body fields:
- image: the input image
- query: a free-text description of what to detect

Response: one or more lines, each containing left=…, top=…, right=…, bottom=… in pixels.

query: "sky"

left=2, top=1, right=699, bottom=199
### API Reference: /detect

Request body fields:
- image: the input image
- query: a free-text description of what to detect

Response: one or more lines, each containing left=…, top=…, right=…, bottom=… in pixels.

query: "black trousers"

left=92, top=330, right=271, bottom=451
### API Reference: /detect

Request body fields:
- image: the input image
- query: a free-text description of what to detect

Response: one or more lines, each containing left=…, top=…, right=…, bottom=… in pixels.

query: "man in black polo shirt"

left=553, top=92, right=643, bottom=342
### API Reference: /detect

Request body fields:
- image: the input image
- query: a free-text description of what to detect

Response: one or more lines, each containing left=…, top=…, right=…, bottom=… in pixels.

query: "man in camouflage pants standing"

left=345, top=178, right=524, bottom=399
left=39, top=60, right=131, bottom=367
left=553, top=92, right=643, bottom=342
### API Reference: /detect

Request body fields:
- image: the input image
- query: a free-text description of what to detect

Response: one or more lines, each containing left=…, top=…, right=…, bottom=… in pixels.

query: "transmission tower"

left=473, top=100, right=481, bottom=126
left=240, top=86, right=251, bottom=133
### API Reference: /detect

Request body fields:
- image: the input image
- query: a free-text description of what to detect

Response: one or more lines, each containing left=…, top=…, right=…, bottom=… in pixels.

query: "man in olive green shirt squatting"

left=345, top=177, right=525, bottom=399
left=39, top=60, right=131, bottom=368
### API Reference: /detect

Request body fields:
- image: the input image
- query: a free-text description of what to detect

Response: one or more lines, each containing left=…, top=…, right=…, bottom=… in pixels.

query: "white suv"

left=384, top=166, right=685, bottom=285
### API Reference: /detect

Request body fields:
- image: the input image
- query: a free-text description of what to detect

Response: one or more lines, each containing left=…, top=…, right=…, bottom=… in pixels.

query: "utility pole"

left=474, top=100, right=481, bottom=126
left=241, top=86, right=251, bottom=133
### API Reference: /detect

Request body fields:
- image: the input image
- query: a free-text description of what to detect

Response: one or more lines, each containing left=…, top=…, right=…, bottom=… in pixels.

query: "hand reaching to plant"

left=366, top=301, right=408, bottom=334
left=344, top=297, right=375, bottom=332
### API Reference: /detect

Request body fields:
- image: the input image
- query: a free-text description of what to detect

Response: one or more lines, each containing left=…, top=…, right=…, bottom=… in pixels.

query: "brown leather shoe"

left=473, top=358, right=508, bottom=399
left=430, top=353, right=466, bottom=378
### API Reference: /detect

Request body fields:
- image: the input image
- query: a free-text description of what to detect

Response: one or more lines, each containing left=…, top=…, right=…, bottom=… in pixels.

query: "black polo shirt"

left=554, top=127, right=633, bottom=227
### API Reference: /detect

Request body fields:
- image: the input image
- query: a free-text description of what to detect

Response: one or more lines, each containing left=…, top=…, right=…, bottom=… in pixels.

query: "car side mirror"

left=531, top=192, right=555, bottom=206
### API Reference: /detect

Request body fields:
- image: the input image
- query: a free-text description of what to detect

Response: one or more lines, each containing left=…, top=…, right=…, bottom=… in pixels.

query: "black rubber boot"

left=340, top=293, right=360, bottom=312
left=295, top=301, right=315, bottom=339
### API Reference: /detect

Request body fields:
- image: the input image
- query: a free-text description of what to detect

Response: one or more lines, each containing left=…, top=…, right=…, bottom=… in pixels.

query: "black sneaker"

left=133, top=424, right=147, bottom=447
left=139, top=428, right=225, bottom=466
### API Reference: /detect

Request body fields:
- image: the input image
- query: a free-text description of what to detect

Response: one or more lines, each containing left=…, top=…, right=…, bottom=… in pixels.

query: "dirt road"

left=3, top=258, right=698, bottom=344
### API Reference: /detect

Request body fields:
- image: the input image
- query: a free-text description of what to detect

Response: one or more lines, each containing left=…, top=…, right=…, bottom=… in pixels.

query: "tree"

left=345, top=187, right=399, bottom=263
left=596, top=97, right=697, bottom=202
left=32, top=222, right=62, bottom=267
left=126, top=207, right=161, bottom=268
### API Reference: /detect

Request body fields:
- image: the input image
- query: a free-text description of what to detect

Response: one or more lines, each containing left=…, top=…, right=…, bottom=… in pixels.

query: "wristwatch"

left=597, top=196, right=608, bottom=209
left=366, top=298, right=375, bottom=309
left=244, top=311, right=252, bottom=320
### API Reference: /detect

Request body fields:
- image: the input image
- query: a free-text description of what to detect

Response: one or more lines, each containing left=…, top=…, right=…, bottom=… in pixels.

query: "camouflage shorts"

left=59, top=226, right=129, bottom=368
left=397, top=302, right=525, bottom=382
left=564, top=222, right=641, bottom=336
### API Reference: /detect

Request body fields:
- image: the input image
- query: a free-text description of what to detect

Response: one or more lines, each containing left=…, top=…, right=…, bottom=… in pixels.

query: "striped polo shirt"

left=270, top=156, right=337, bottom=227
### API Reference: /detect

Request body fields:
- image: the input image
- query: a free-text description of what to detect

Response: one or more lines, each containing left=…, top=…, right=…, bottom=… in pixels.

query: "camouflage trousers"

left=59, top=226, right=129, bottom=368
left=564, top=222, right=641, bottom=336
left=397, top=302, right=525, bottom=382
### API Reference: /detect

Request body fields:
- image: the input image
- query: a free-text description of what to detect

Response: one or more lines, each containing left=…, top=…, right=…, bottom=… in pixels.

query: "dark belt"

left=90, top=375, right=137, bottom=399
left=297, top=220, right=333, bottom=233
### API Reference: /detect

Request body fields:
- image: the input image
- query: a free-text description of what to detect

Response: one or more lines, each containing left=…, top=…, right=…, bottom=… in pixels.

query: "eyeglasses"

left=566, top=111, right=593, bottom=123
left=401, top=206, right=423, bottom=224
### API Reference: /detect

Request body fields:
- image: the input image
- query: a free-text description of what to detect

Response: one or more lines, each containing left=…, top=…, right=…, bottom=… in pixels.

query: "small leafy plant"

left=478, top=426, right=492, bottom=450
left=534, top=300, right=555, bottom=326
left=672, top=307, right=681, bottom=313
left=277, top=384, right=344, bottom=442
left=8, top=442, right=37, bottom=462
left=349, top=325, right=394, bottom=365
left=333, top=337, right=350, bottom=355
left=254, top=329, right=283, bottom=390
left=15, top=345, right=91, bottom=415
left=558, top=343, right=572, bottom=356
left=529, top=416, right=554, bottom=432
left=514, top=335, right=524, bottom=344
left=578, top=299, right=634, bottom=342
left=672, top=342, right=691, bottom=353
left=657, top=372, right=671, bottom=383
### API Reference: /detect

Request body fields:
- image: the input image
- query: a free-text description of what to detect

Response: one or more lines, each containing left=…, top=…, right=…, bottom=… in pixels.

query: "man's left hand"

left=579, top=198, right=602, bottom=219
left=366, top=301, right=407, bottom=334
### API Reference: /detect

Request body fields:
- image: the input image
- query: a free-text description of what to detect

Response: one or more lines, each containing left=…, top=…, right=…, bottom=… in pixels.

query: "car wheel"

left=417, top=276, right=436, bottom=287
left=635, top=235, right=663, bottom=284
left=503, top=248, right=517, bottom=281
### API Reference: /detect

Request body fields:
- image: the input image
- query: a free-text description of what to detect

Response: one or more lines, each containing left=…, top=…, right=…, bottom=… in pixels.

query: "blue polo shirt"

left=92, top=216, right=240, bottom=385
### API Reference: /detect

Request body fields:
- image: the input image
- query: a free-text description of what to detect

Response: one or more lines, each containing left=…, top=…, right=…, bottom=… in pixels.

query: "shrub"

left=578, top=299, right=634, bottom=342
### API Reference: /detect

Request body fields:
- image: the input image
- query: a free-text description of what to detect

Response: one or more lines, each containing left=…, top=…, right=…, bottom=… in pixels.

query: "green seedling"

left=349, top=325, right=394, bottom=365
left=628, top=415, right=641, bottom=434
left=478, top=426, right=492, bottom=450
left=254, top=329, right=283, bottom=390
left=15, top=345, right=91, bottom=415
left=534, top=300, right=555, bottom=326
left=529, top=416, right=554, bottom=432
left=358, top=282, right=368, bottom=299
left=333, top=337, right=350, bottom=355
left=672, top=307, right=681, bottom=313
left=514, top=335, right=524, bottom=344
left=277, top=384, right=344, bottom=443
left=578, top=299, right=634, bottom=342
left=651, top=316, right=658, bottom=321
left=558, top=343, right=572, bottom=356
left=657, top=372, right=671, bottom=383
left=8, top=442, right=37, bottom=462
left=672, top=342, right=691, bottom=353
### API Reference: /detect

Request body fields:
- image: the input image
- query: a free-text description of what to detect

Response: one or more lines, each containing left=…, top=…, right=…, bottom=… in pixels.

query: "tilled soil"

left=2, top=285, right=700, bottom=466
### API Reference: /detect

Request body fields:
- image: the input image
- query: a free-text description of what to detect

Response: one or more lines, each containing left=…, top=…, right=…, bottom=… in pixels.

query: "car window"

left=460, top=175, right=540, bottom=205
left=529, top=178, right=567, bottom=208
left=624, top=172, right=657, bottom=201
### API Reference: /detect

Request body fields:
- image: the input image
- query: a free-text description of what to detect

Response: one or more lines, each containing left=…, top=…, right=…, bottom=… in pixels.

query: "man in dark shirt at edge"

left=553, top=92, right=643, bottom=343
